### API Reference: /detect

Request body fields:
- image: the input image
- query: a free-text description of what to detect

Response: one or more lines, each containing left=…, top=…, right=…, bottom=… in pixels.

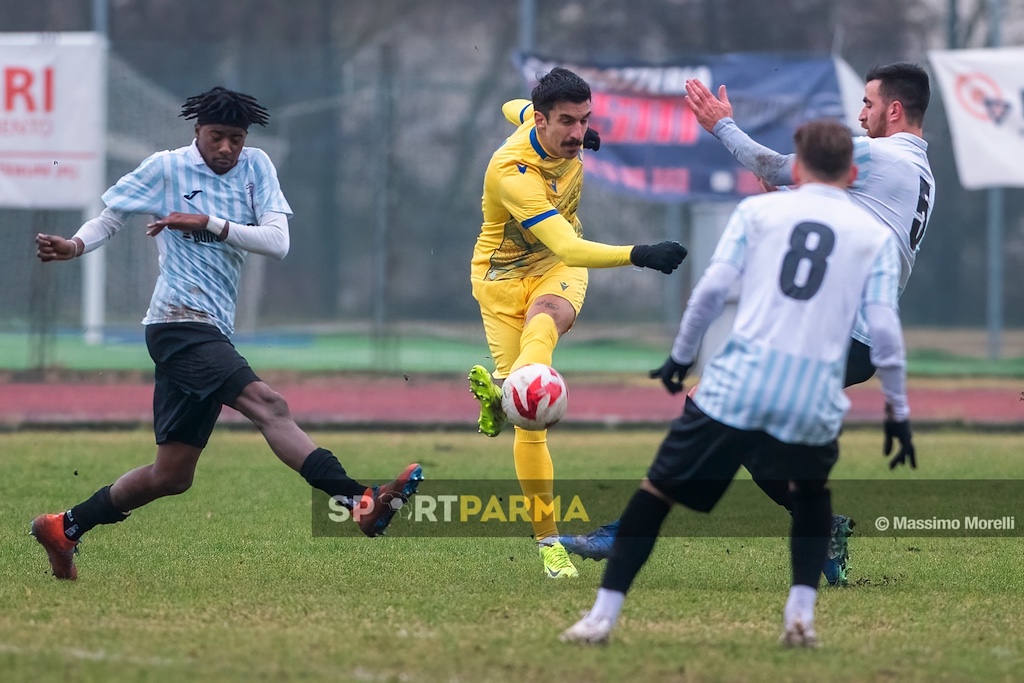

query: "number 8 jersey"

left=687, top=184, right=901, bottom=445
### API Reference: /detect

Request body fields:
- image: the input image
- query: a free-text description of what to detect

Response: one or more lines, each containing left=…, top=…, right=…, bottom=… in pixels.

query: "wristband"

left=217, top=220, right=230, bottom=242
left=73, top=237, right=84, bottom=258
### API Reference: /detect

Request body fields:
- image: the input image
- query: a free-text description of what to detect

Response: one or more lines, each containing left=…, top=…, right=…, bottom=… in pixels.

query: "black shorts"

left=647, top=398, right=838, bottom=513
left=145, top=323, right=260, bottom=448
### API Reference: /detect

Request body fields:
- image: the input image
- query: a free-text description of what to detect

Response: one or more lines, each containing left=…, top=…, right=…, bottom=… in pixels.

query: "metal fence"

left=3, top=1, right=1024, bottom=361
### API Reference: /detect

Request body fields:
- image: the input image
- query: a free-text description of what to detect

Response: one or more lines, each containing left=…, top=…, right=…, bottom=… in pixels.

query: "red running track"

left=1, top=377, right=1021, bottom=429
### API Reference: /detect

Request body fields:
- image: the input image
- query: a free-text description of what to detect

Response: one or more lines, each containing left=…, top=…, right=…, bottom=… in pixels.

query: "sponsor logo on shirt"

left=183, top=190, right=203, bottom=200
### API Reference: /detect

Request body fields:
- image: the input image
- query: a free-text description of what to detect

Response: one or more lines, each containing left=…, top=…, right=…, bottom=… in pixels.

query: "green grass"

left=2, top=429, right=1023, bottom=682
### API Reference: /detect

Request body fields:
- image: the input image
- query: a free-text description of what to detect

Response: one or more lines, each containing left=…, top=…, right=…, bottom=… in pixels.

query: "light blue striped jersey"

left=849, top=133, right=933, bottom=343
left=694, top=184, right=901, bottom=445
left=102, top=141, right=292, bottom=336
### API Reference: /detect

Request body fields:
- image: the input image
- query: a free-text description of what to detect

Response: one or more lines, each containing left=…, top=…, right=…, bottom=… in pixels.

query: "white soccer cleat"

left=779, top=620, right=820, bottom=649
left=559, top=613, right=614, bottom=645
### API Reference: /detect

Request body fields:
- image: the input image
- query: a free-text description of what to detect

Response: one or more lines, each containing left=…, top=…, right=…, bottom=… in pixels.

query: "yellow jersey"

left=471, top=99, right=632, bottom=282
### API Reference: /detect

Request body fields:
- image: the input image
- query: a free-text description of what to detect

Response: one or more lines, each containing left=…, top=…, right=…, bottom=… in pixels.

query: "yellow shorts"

left=471, top=263, right=588, bottom=378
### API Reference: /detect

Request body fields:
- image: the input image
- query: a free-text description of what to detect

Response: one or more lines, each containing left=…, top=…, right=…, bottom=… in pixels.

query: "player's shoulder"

left=129, top=145, right=190, bottom=174
left=860, top=132, right=926, bottom=160
left=734, top=187, right=797, bottom=213
left=489, top=127, right=539, bottom=172
left=502, top=99, right=534, bottom=127
left=239, top=146, right=275, bottom=167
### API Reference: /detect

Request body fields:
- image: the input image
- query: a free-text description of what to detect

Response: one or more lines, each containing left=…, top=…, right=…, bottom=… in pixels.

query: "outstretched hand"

left=35, top=234, right=78, bottom=262
left=684, top=79, right=733, bottom=133
left=630, top=241, right=688, bottom=274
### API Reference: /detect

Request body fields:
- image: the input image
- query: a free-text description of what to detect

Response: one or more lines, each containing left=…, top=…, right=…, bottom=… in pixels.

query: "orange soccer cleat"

left=355, top=464, right=424, bottom=538
left=30, top=513, right=79, bottom=580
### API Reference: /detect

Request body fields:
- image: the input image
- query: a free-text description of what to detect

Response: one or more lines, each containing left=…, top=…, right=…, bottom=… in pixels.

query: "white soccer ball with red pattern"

left=501, top=363, right=568, bottom=430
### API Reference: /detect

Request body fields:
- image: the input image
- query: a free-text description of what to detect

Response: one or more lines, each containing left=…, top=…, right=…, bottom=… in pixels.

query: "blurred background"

left=2, top=0, right=1023, bottom=374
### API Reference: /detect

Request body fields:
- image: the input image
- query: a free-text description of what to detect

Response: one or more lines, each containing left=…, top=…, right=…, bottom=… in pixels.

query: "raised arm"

left=684, top=79, right=796, bottom=186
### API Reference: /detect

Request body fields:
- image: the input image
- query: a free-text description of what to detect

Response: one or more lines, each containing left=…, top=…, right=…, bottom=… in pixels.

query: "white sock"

left=589, top=588, right=625, bottom=623
left=784, top=585, right=817, bottom=628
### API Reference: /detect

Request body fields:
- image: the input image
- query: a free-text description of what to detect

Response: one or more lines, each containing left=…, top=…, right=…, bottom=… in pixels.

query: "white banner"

left=0, top=32, right=106, bottom=209
left=929, top=48, right=1024, bottom=189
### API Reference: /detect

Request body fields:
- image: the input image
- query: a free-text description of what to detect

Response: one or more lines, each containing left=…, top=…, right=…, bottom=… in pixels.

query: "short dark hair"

left=531, top=67, right=591, bottom=118
left=793, top=119, right=854, bottom=182
left=865, top=62, right=930, bottom=126
left=180, top=86, right=270, bottom=129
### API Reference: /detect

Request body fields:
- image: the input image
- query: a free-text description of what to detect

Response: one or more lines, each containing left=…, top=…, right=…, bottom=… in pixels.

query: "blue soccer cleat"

left=356, top=463, right=424, bottom=538
left=822, top=514, right=855, bottom=586
left=558, top=519, right=620, bottom=561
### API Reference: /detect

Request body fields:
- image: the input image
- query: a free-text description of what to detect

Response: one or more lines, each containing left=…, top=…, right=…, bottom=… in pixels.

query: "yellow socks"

left=510, top=314, right=558, bottom=372
left=513, top=426, right=557, bottom=540
left=510, top=313, right=561, bottom=540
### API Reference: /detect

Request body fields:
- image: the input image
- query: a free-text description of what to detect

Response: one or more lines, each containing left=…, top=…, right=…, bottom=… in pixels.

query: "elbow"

left=270, top=238, right=289, bottom=260
left=267, top=228, right=290, bottom=260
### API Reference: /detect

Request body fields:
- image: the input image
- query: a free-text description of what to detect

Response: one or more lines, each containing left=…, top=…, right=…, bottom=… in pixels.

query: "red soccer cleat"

left=30, top=513, right=79, bottom=580
left=355, top=463, right=424, bottom=537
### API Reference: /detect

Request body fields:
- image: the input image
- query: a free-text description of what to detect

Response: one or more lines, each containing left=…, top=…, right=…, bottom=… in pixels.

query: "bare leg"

left=109, top=441, right=203, bottom=511
left=231, top=381, right=317, bottom=471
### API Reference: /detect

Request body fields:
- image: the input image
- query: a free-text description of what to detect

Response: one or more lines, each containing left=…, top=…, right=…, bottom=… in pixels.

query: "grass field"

left=2, top=428, right=1023, bottom=682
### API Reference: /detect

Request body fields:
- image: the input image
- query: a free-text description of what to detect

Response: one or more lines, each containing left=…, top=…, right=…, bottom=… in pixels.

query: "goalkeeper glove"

left=630, top=241, right=688, bottom=274
left=649, top=357, right=692, bottom=395
left=583, top=128, right=601, bottom=151
left=883, top=410, right=916, bottom=469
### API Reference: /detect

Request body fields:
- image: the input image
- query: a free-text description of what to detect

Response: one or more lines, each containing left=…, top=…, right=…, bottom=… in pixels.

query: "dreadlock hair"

left=180, top=86, right=270, bottom=129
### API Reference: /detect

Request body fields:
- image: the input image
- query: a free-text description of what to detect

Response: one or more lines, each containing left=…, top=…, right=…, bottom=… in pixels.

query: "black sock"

left=601, top=488, right=672, bottom=594
left=790, top=486, right=832, bottom=588
left=299, top=448, right=366, bottom=500
left=64, top=485, right=130, bottom=542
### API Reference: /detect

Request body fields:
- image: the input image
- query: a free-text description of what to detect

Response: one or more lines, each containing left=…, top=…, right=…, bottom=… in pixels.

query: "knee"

left=240, top=383, right=292, bottom=426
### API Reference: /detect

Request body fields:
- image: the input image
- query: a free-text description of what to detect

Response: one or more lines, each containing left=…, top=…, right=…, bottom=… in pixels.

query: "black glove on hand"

left=649, top=357, right=692, bottom=395
left=630, top=241, right=688, bottom=274
left=583, top=128, right=601, bottom=151
left=883, top=418, right=916, bottom=469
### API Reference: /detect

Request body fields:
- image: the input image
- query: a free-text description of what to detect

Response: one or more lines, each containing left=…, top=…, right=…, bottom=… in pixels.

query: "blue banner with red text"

left=516, top=53, right=851, bottom=202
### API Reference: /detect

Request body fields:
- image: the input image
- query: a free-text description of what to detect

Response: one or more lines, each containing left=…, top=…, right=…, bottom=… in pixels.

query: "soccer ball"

left=501, top=363, right=568, bottom=430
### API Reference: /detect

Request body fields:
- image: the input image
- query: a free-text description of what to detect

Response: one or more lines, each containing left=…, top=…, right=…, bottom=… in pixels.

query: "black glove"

left=883, top=417, right=916, bottom=469
left=630, top=241, right=688, bottom=274
left=649, top=357, right=692, bottom=395
left=583, top=128, right=601, bottom=151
